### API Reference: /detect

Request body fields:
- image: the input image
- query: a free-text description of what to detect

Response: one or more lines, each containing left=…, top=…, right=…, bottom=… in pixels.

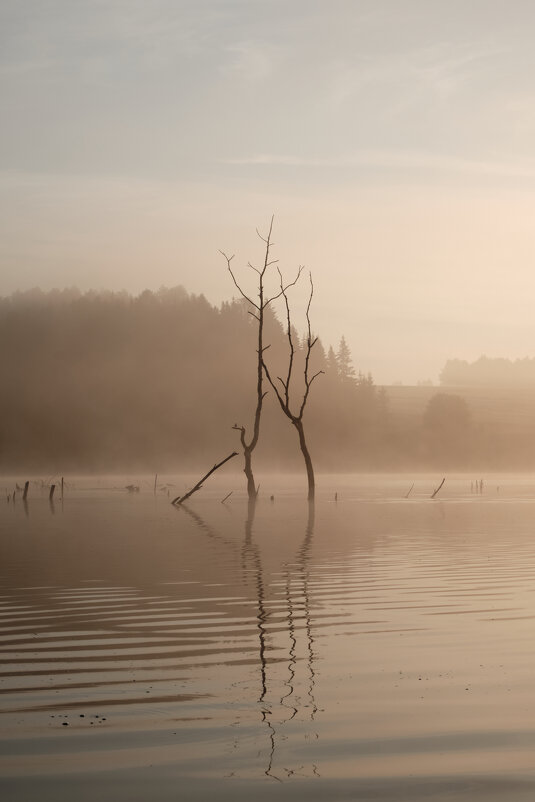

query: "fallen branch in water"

left=172, top=452, right=238, bottom=505
left=405, top=482, right=415, bottom=498
left=221, top=491, right=233, bottom=504
left=431, top=477, right=446, bottom=499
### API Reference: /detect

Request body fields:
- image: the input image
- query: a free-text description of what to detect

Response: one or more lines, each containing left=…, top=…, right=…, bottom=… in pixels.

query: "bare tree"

left=262, top=271, right=323, bottom=501
left=221, top=218, right=301, bottom=499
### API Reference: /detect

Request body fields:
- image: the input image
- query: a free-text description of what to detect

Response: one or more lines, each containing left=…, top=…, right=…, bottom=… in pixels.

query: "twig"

left=221, top=491, right=233, bottom=504
left=431, top=477, right=446, bottom=499
left=172, top=452, right=238, bottom=505
left=405, top=482, right=414, bottom=498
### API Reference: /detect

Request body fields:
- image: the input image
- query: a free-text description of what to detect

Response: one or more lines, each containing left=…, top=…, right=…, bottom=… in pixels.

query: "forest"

left=4, top=287, right=535, bottom=474
left=0, top=287, right=388, bottom=472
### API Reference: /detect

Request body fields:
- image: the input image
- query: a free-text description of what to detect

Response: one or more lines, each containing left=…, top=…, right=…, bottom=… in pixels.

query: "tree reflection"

left=242, top=499, right=320, bottom=780
left=179, top=499, right=320, bottom=781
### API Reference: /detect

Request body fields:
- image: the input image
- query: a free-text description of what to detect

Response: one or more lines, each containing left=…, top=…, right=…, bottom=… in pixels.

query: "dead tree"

left=221, top=218, right=301, bottom=500
left=263, top=271, right=323, bottom=501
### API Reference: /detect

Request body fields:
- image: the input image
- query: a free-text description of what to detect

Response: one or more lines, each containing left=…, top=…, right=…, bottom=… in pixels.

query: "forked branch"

left=262, top=268, right=323, bottom=501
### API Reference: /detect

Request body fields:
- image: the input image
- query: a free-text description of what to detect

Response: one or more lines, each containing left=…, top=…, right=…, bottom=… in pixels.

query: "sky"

left=2, top=0, right=535, bottom=383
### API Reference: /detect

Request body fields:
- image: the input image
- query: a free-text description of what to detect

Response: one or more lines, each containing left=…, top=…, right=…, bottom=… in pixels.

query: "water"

left=2, top=475, right=535, bottom=800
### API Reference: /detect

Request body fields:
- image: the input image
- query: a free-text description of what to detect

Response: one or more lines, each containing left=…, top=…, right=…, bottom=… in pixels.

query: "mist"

left=2, top=285, right=535, bottom=475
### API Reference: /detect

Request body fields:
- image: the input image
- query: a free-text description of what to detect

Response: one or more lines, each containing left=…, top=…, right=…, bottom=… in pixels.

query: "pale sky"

left=3, top=0, right=535, bottom=383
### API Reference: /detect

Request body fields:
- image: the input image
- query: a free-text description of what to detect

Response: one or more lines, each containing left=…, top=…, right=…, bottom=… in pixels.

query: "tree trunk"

left=294, top=418, right=315, bottom=501
left=243, top=447, right=258, bottom=499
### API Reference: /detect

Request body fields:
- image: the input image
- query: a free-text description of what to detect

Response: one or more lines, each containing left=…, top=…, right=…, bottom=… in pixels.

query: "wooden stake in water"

left=49, top=484, right=55, bottom=500
left=23, top=481, right=29, bottom=501
left=154, top=473, right=158, bottom=496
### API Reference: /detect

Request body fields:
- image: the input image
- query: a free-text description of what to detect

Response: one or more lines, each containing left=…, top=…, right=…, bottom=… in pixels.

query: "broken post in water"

left=23, top=481, right=29, bottom=501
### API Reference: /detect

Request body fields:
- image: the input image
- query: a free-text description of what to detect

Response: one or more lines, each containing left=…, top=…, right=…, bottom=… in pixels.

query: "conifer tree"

left=326, top=346, right=338, bottom=377
left=336, top=336, right=356, bottom=384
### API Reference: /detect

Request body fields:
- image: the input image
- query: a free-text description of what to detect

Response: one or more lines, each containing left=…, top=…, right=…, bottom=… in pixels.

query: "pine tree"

left=326, top=345, right=338, bottom=377
left=336, top=336, right=356, bottom=384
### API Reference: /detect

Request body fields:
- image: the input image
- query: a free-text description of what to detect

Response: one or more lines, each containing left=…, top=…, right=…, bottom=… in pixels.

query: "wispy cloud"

left=224, top=149, right=535, bottom=180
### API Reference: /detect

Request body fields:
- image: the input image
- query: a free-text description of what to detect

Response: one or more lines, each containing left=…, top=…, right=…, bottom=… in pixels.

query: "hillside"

left=385, top=385, right=535, bottom=435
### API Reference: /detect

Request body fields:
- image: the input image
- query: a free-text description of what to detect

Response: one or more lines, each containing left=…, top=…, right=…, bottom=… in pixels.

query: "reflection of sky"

left=3, top=1, right=535, bottom=382
left=4, top=485, right=535, bottom=786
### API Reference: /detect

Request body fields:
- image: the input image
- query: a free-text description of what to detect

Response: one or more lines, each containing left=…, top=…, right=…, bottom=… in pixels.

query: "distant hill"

left=386, top=384, right=535, bottom=435
left=441, top=356, right=535, bottom=387
left=385, top=383, right=535, bottom=469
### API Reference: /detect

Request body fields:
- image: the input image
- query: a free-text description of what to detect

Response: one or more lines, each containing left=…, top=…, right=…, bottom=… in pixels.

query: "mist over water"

left=3, top=475, right=535, bottom=800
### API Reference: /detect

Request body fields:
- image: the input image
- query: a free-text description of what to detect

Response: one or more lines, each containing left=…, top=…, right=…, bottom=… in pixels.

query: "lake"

left=2, top=473, right=535, bottom=800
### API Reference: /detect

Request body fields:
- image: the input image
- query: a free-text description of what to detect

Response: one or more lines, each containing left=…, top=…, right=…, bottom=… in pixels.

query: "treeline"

left=0, top=287, right=388, bottom=472
left=441, top=356, right=535, bottom=387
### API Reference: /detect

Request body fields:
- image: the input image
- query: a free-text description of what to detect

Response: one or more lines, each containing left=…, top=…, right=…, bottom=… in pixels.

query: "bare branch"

left=172, top=452, right=238, bottom=505
left=431, top=477, right=446, bottom=499
left=299, top=369, right=324, bottom=419
left=220, top=250, right=260, bottom=311
left=232, top=423, right=247, bottom=449
left=262, top=359, right=288, bottom=414
left=309, top=370, right=324, bottom=384
left=256, top=215, right=274, bottom=248
left=265, top=265, right=303, bottom=305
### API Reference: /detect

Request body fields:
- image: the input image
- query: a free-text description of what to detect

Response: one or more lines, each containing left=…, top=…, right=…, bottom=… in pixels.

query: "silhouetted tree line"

left=0, top=287, right=389, bottom=472
left=441, top=356, right=535, bottom=387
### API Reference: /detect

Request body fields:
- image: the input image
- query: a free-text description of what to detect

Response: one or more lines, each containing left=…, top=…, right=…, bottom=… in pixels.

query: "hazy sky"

left=3, top=0, right=535, bottom=383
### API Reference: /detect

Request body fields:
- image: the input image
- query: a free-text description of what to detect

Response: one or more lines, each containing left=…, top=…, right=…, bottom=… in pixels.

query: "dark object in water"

left=172, top=452, right=238, bottom=505
left=125, top=485, right=140, bottom=493
left=431, top=477, right=446, bottom=499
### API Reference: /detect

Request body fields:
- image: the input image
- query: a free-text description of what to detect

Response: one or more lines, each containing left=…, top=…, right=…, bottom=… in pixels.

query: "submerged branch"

left=431, top=477, right=446, bottom=499
left=172, top=452, right=238, bottom=505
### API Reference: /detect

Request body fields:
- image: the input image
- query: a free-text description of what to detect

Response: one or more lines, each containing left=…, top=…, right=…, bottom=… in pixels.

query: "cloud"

left=223, top=149, right=535, bottom=180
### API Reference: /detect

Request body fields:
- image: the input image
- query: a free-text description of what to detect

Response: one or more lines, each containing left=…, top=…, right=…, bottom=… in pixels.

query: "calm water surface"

left=2, top=474, right=535, bottom=800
